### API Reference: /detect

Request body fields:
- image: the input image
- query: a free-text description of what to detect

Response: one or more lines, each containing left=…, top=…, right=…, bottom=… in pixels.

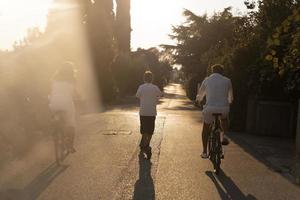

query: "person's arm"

left=71, top=83, right=83, bottom=108
left=196, top=79, right=206, bottom=102
left=136, top=86, right=142, bottom=99
left=228, top=80, right=234, bottom=104
left=156, top=86, right=164, bottom=97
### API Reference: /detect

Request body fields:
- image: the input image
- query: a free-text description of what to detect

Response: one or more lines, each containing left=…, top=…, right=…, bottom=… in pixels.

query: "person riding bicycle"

left=49, top=61, right=77, bottom=154
left=196, top=64, right=233, bottom=159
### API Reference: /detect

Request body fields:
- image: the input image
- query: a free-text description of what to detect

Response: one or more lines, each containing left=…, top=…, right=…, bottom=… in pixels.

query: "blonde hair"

left=144, top=71, right=153, bottom=83
left=53, top=61, right=76, bottom=82
left=211, top=64, right=225, bottom=75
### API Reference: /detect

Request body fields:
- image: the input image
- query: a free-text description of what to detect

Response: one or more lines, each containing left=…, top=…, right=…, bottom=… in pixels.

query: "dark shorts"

left=140, top=116, right=156, bottom=135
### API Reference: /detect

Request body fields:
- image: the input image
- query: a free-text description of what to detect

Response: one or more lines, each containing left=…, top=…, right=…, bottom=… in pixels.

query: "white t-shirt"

left=49, top=80, right=76, bottom=126
left=136, top=83, right=163, bottom=116
left=197, top=73, right=233, bottom=108
left=196, top=73, right=233, bottom=123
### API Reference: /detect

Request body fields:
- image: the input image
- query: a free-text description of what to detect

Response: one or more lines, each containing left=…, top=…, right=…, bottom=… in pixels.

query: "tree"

left=164, top=8, right=261, bottom=130
left=83, top=0, right=117, bottom=101
left=264, top=6, right=300, bottom=97
left=112, top=48, right=172, bottom=95
left=115, top=0, right=131, bottom=53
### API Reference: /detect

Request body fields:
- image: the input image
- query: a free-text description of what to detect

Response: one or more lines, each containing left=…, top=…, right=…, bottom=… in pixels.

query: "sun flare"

left=130, top=0, right=248, bottom=49
left=0, top=0, right=53, bottom=50
left=131, top=0, right=183, bottom=49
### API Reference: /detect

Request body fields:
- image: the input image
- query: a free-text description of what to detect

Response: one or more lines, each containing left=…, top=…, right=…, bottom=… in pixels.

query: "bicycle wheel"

left=53, top=130, right=61, bottom=165
left=209, top=133, right=218, bottom=171
left=53, top=115, right=65, bottom=165
left=208, top=132, right=214, bottom=160
left=214, top=131, right=222, bottom=175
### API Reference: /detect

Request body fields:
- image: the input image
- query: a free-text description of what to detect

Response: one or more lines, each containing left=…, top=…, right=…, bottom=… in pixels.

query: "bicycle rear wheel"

left=213, top=131, right=222, bottom=175
left=52, top=114, right=65, bottom=165
left=209, top=134, right=218, bottom=171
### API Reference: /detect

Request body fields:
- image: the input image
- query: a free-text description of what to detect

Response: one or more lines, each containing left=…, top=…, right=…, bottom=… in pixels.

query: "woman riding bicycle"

left=49, top=61, right=77, bottom=154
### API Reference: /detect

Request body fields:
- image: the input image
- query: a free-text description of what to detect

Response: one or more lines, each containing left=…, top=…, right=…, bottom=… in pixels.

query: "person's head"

left=144, top=71, right=153, bottom=83
left=211, top=64, right=225, bottom=75
left=53, top=61, right=76, bottom=82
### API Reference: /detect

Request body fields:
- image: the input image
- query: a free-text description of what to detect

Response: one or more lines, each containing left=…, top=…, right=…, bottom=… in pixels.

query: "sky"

left=0, top=0, right=248, bottom=51
left=0, top=0, right=53, bottom=50
left=131, top=0, right=248, bottom=50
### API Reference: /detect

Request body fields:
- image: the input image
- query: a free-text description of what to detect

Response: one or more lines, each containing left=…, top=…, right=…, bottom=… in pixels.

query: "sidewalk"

left=227, top=132, right=298, bottom=184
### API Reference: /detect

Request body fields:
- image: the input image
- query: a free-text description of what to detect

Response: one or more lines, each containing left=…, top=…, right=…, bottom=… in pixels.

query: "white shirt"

left=49, top=80, right=75, bottom=112
left=197, top=73, right=233, bottom=108
left=136, top=83, right=163, bottom=116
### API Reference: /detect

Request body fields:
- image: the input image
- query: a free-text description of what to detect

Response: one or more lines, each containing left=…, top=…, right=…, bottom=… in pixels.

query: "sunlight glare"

left=131, top=0, right=182, bottom=50
left=0, top=0, right=102, bottom=112
left=131, top=0, right=248, bottom=50
left=0, top=0, right=53, bottom=50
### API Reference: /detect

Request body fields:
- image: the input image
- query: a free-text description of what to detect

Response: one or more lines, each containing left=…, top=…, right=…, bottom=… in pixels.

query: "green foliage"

left=255, top=0, right=297, bottom=40
left=112, top=54, right=143, bottom=95
left=166, top=1, right=300, bottom=130
left=264, top=7, right=300, bottom=97
left=165, top=8, right=255, bottom=95
left=185, top=75, right=201, bottom=101
left=112, top=48, right=172, bottom=95
left=168, top=8, right=252, bottom=73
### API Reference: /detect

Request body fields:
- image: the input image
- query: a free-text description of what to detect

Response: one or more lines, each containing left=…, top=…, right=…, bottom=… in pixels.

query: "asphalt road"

left=1, top=84, right=300, bottom=200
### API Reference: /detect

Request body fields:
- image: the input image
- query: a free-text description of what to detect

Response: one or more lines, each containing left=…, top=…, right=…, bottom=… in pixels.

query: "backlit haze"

left=0, top=0, right=248, bottom=51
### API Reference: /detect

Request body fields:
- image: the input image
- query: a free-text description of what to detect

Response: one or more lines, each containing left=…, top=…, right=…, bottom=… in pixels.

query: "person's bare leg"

left=145, top=134, right=152, bottom=147
left=144, top=134, right=152, bottom=158
left=140, top=134, right=151, bottom=150
left=221, top=118, right=229, bottom=145
left=140, top=134, right=146, bottom=151
left=221, top=118, right=228, bottom=133
left=202, top=123, right=210, bottom=155
left=66, top=126, right=76, bottom=153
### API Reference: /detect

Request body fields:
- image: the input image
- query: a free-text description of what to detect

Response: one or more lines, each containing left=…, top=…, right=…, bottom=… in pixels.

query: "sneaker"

left=201, top=152, right=209, bottom=159
left=221, top=137, right=229, bottom=146
left=140, top=145, right=146, bottom=153
left=221, top=152, right=224, bottom=159
left=145, top=146, right=152, bottom=160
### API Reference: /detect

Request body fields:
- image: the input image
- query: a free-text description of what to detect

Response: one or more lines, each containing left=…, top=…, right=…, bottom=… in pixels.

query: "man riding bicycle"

left=196, top=64, right=233, bottom=159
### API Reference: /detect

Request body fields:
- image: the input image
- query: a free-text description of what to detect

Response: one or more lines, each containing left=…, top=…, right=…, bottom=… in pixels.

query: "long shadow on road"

left=0, top=163, right=68, bottom=200
left=206, top=170, right=257, bottom=200
left=133, top=154, right=155, bottom=200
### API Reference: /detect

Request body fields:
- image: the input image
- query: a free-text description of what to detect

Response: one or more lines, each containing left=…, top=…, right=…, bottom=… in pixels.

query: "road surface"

left=0, top=84, right=299, bottom=200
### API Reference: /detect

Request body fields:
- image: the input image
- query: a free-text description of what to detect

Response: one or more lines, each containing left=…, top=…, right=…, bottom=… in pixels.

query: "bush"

left=185, top=75, right=202, bottom=101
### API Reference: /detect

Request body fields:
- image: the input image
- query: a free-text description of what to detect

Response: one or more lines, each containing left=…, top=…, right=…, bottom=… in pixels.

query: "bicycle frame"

left=52, top=112, right=66, bottom=165
left=208, top=114, right=222, bottom=174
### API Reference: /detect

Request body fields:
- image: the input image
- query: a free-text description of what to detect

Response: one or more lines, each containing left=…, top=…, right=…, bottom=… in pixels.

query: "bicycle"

left=208, top=113, right=223, bottom=175
left=52, top=112, right=67, bottom=165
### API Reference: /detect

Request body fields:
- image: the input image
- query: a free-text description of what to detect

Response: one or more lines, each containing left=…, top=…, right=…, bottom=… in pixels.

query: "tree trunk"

left=116, top=0, right=131, bottom=54
left=86, top=0, right=116, bottom=102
